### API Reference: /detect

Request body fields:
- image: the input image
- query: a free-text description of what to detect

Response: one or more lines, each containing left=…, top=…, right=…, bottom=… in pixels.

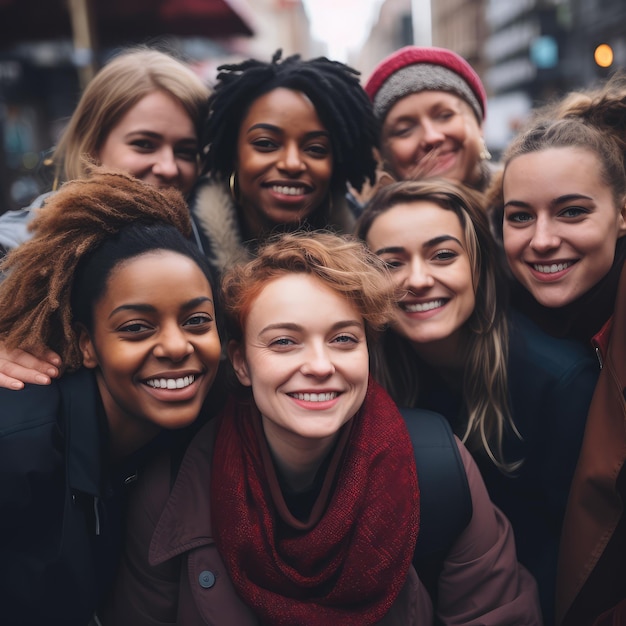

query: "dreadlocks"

left=204, top=50, right=378, bottom=193
left=0, top=169, right=191, bottom=370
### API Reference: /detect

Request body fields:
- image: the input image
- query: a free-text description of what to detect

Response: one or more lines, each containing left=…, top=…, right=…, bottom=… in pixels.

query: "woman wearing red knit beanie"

left=364, top=46, right=492, bottom=192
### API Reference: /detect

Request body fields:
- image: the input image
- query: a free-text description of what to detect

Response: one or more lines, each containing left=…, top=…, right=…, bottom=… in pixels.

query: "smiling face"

left=78, top=250, right=221, bottom=454
left=503, top=147, right=626, bottom=308
left=97, top=90, right=199, bottom=196
left=366, top=201, right=475, bottom=362
left=229, top=273, right=368, bottom=459
left=235, top=87, right=334, bottom=233
left=381, top=91, right=483, bottom=186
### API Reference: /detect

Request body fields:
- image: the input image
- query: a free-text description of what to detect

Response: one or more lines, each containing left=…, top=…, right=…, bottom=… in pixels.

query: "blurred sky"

left=301, top=0, right=384, bottom=62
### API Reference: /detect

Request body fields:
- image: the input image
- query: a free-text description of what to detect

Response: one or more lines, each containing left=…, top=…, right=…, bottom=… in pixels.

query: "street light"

left=594, top=43, right=614, bottom=68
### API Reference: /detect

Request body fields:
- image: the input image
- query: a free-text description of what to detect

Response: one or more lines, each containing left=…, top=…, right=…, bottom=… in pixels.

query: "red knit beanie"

left=364, top=46, right=487, bottom=123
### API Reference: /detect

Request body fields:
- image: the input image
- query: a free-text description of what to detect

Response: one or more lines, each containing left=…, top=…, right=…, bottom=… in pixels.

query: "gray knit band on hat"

left=372, top=63, right=483, bottom=123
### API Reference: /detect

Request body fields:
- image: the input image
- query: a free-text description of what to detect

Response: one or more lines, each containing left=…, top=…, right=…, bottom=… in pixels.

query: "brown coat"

left=102, top=419, right=541, bottom=625
left=557, top=263, right=626, bottom=625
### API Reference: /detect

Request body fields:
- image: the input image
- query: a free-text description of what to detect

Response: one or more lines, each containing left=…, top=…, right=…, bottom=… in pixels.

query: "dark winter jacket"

left=0, top=368, right=168, bottom=626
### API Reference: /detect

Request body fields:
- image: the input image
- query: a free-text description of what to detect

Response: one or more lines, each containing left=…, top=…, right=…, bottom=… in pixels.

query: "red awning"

left=0, top=0, right=254, bottom=46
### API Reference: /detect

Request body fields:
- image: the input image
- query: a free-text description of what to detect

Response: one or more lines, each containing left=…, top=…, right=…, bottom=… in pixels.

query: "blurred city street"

left=0, top=0, right=624, bottom=213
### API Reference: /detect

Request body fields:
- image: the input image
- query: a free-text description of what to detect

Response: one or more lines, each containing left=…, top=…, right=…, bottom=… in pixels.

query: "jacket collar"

left=149, top=419, right=218, bottom=565
left=190, top=175, right=357, bottom=276
left=591, top=316, right=613, bottom=369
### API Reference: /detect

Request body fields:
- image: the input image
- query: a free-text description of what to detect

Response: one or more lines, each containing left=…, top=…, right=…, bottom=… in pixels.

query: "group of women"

left=0, top=42, right=625, bottom=626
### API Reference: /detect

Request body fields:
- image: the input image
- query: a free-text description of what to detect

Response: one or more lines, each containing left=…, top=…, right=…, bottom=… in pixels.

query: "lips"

left=288, top=391, right=339, bottom=402
left=271, top=184, right=309, bottom=196
left=401, top=299, right=447, bottom=313
left=144, top=374, right=196, bottom=389
left=531, top=261, right=576, bottom=274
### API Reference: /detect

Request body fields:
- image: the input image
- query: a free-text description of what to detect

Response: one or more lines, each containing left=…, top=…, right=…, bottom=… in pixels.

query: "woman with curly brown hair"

left=0, top=171, right=221, bottom=626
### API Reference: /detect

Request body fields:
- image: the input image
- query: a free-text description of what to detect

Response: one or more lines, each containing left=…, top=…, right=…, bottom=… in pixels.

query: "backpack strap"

left=400, top=407, right=473, bottom=607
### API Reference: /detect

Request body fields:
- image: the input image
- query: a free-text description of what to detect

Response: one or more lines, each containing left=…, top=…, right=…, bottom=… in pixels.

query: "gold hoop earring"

left=229, top=172, right=238, bottom=202
left=479, top=141, right=492, bottom=162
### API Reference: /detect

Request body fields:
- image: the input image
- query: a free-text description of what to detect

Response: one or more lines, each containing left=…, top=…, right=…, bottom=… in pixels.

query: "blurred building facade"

left=0, top=0, right=314, bottom=213
left=357, top=0, right=625, bottom=154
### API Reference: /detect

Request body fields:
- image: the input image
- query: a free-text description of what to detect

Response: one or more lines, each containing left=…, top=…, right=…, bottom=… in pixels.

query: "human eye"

left=390, top=123, right=414, bottom=138
left=432, top=248, right=458, bottom=262
left=332, top=334, right=359, bottom=345
left=251, top=137, right=278, bottom=151
left=380, top=257, right=404, bottom=270
left=305, top=142, right=330, bottom=158
left=183, top=313, right=213, bottom=331
left=560, top=206, right=588, bottom=219
left=118, top=320, right=154, bottom=336
left=130, top=138, right=156, bottom=152
left=175, top=146, right=199, bottom=162
left=269, top=336, right=296, bottom=349
left=505, top=210, right=534, bottom=225
left=435, top=109, right=455, bottom=122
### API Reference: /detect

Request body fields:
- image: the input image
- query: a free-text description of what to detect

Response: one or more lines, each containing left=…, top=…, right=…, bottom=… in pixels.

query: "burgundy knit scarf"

left=210, top=379, right=419, bottom=625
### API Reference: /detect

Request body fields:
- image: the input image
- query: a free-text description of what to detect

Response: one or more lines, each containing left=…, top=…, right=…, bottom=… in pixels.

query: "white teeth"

left=145, top=375, right=195, bottom=389
left=290, top=392, right=338, bottom=402
left=272, top=185, right=306, bottom=196
left=403, top=300, right=445, bottom=313
left=533, top=262, right=573, bottom=274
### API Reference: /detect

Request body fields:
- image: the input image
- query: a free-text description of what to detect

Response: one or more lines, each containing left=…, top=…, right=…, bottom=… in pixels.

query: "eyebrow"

left=504, top=193, right=594, bottom=210
left=109, top=296, right=213, bottom=319
left=246, top=123, right=330, bottom=140
left=259, top=319, right=363, bottom=335
left=375, top=235, right=462, bottom=256
left=125, top=130, right=198, bottom=144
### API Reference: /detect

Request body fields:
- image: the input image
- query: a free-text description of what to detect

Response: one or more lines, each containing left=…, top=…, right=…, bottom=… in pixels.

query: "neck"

left=96, top=372, right=160, bottom=462
left=261, top=415, right=339, bottom=493
left=411, top=331, right=466, bottom=391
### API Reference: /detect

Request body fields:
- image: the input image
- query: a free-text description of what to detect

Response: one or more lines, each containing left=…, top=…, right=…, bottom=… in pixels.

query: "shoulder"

left=0, top=191, right=55, bottom=250
left=509, top=309, right=597, bottom=379
left=0, top=369, right=97, bottom=464
left=188, top=175, right=248, bottom=273
left=436, top=439, right=543, bottom=624
left=0, top=380, right=62, bottom=435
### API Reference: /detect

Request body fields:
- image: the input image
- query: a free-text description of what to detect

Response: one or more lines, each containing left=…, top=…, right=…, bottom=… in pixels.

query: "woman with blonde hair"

left=0, top=46, right=209, bottom=253
left=357, top=178, right=597, bottom=622
left=0, top=46, right=210, bottom=389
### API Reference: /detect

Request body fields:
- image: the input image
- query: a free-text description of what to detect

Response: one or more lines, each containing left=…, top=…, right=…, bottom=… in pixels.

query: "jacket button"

left=199, top=570, right=216, bottom=589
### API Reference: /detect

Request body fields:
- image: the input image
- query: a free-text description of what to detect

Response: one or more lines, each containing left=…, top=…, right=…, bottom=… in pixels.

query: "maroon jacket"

left=102, top=419, right=540, bottom=625
left=557, top=264, right=626, bottom=625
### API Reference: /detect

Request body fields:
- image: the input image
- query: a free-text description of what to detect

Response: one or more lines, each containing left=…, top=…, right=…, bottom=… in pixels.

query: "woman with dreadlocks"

left=0, top=50, right=379, bottom=390
left=0, top=170, right=221, bottom=625
left=188, top=49, right=379, bottom=276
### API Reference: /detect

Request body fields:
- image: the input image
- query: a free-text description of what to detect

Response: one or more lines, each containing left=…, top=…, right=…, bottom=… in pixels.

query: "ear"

left=228, top=339, right=251, bottom=387
left=618, top=200, right=626, bottom=238
left=76, top=324, right=98, bottom=369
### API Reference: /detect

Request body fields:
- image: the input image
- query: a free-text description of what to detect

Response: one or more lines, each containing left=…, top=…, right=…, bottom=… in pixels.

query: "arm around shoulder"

left=436, top=439, right=543, bottom=625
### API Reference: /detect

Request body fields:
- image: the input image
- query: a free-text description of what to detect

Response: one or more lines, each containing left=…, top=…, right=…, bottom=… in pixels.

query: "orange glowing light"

left=594, top=44, right=614, bottom=68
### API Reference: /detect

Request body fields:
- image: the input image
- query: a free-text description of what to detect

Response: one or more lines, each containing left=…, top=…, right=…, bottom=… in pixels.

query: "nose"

left=153, top=148, right=179, bottom=181
left=153, top=325, right=193, bottom=362
left=530, top=215, right=560, bottom=253
left=404, top=256, right=435, bottom=292
left=300, top=342, right=335, bottom=378
left=419, top=119, right=445, bottom=149
left=277, top=143, right=306, bottom=175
